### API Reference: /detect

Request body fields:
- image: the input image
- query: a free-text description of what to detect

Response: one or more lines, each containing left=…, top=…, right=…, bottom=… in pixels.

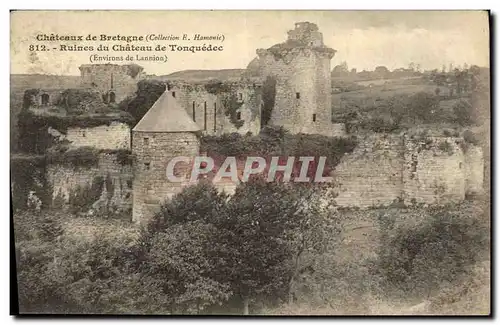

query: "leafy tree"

left=407, top=92, right=440, bottom=123
left=376, top=206, right=489, bottom=299
left=453, top=99, right=476, bottom=126
left=119, top=79, right=166, bottom=124
left=374, top=66, right=390, bottom=79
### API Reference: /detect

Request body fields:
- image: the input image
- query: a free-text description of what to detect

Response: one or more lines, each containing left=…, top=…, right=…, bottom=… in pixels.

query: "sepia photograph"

left=10, top=10, right=491, bottom=316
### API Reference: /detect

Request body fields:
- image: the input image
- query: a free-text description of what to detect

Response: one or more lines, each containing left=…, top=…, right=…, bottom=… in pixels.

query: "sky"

left=10, top=10, right=490, bottom=76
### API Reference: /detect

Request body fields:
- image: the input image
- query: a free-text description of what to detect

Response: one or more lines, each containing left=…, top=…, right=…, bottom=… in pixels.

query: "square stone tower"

left=132, top=90, right=200, bottom=224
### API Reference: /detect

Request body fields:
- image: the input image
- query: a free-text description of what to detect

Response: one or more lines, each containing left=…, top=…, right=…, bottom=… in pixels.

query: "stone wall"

left=24, top=89, right=64, bottom=108
left=132, top=131, right=200, bottom=223
left=65, top=122, right=131, bottom=150
left=402, top=136, right=465, bottom=205
left=79, top=64, right=145, bottom=103
left=47, top=152, right=133, bottom=215
left=171, top=82, right=262, bottom=136
left=330, top=134, right=483, bottom=208
left=332, top=134, right=404, bottom=208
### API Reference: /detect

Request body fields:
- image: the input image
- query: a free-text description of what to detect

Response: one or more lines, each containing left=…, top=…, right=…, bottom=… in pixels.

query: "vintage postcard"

left=10, top=10, right=490, bottom=315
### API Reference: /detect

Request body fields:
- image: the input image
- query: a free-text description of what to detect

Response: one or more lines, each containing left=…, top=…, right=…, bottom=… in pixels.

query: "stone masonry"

left=254, top=22, right=343, bottom=137
left=332, top=134, right=484, bottom=208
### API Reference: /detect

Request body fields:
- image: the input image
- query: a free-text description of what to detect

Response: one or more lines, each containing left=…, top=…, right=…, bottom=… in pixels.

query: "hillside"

left=152, top=69, right=247, bottom=82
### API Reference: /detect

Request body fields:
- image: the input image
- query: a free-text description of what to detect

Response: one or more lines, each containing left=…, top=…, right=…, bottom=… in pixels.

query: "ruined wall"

left=79, top=64, right=145, bottom=103
left=47, top=152, right=134, bottom=215
left=132, top=131, right=200, bottom=223
left=402, top=136, right=465, bottom=205
left=23, top=89, right=64, bottom=108
left=331, top=134, right=483, bottom=209
left=65, top=122, right=131, bottom=150
left=332, top=134, right=404, bottom=208
left=171, top=82, right=262, bottom=136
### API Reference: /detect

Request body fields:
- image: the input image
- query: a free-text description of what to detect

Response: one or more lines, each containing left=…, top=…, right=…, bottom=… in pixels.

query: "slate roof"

left=132, top=90, right=200, bottom=133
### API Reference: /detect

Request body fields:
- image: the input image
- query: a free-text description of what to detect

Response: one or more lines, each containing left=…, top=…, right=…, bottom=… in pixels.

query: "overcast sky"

left=10, top=10, right=489, bottom=75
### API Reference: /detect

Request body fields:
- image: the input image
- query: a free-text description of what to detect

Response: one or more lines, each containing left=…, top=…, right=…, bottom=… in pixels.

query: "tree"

left=453, top=99, right=476, bottom=126
left=332, top=61, right=349, bottom=78
left=408, top=92, right=440, bottom=123
left=374, top=66, right=390, bottom=79
left=118, top=79, right=166, bottom=124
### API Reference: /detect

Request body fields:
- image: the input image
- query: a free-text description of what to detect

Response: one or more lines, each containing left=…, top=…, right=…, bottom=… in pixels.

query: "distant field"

left=332, top=81, right=454, bottom=115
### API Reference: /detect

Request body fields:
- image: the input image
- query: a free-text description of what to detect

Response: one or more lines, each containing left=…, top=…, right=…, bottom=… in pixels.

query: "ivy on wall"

left=221, top=93, right=244, bottom=129
left=200, top=126, right=357, bottom=173
left=203, top=81, right=244, bottom=129
left=68, top=175, right=105, bottom=214
left=46, top=146, right=100, bottom=169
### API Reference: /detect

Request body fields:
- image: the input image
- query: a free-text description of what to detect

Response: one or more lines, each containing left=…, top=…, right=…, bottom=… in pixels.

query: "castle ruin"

left=13, top=22, right=485, bottom=224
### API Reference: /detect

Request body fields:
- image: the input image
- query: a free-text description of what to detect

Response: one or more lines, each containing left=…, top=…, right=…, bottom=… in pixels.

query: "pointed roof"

left=133, top=90, right=200, bottom=133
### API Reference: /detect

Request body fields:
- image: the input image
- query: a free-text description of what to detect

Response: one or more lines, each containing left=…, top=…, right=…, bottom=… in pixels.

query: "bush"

left=68, top=176, right=104, bottom=214
left=377, top=207, right=489, bottom=299
left=453, top=100, right=476, bottom=126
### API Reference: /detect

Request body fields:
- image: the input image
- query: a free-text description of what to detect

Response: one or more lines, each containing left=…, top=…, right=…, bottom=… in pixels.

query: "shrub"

left=47, top=146, right=100, bottom=168
left=68, top=176, right=104, bottom=214
left=453, top=100, right=476, bottom=126
left=463, top=130, right=480, bottom=145
left=377, top=207, right=489, bottom=299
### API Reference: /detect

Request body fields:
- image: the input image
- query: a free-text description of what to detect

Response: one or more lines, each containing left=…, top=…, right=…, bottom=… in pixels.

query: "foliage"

left=67, top=176, right=104, bottom=214
left=47, top=146, right=100, bottom=168
left=453, top=99, right=476, bottom=126
left=463, top=130, right=479, bottom=145
left=204, top=81, right=232, bottom=95
left=118, top=79, right=166, bottom=124
left=10, top=154, right=52, bottom=211
left=113, top=149, right=135, bottom=166
left=200, top=126, right=357, bottom=178
left=221, top=92, right=244, bottom=128
left=17, top=110, right=134, bottom=154
left=376, top=206, right=489, bottom=299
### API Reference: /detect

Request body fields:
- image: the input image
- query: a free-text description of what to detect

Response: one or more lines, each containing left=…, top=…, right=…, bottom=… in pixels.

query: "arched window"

left=41, top=93, right=49, bottom=106
left=109, top=92, right=116, bottom=103
left=102, top=93, right=108, bottom=103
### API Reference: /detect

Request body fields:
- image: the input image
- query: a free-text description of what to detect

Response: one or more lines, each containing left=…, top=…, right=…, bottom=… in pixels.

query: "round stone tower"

left=255, top=22, right=341, bottom=136
left=132, top=90, right=200, bottom=224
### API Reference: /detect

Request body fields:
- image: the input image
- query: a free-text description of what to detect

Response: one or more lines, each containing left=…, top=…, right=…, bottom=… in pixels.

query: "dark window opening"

left=82, top=131, right=86, bottom=138
left=144, top=162, right=151, bottom=170
left=41, top=93, right=49, bottom=106
left=109, top=92, right=116, bottom=103
left=102, top=93, right=108, bottom=103
left=214, top=102, right=217, bottom=133
left=296, top=92, right=300, bottom=99
left=192, top=101, right=196, bottom=121
left=144, top=137, right=149, bottom=145
left=238, top=93, right=243, bottom=101
left=312, top=114, right=317, bottom=122
left=236, top=112, right=242, bottom=120
left=172, top=91, right=176, bottom=98
left=459, top=162, right=463, bottom=169
left=204, top=102, right=207, bottom=130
